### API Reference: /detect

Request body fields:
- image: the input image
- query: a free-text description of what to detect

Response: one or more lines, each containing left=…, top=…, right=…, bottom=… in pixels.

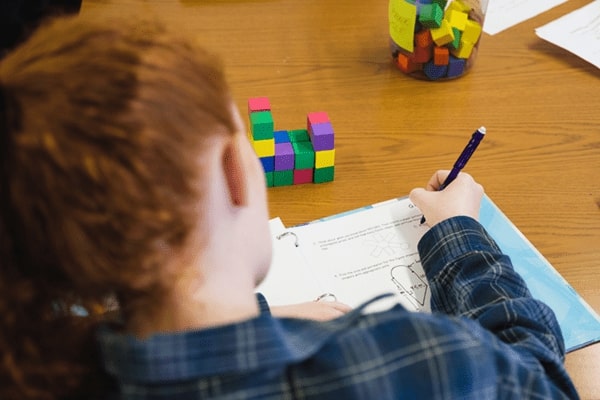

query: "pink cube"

left=248, top=97, right=271, bottom=114
left=293, top=168, right=313, bottom=184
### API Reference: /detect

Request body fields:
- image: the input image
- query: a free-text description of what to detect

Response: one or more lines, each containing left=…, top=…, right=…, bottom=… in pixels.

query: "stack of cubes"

left=247, top=97, right=335, bottom=187
left=392, top=0, right=483, bottom=80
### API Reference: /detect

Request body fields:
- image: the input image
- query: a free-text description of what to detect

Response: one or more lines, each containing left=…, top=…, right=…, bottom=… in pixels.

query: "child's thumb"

left=409, top=187, right=429, bottom=210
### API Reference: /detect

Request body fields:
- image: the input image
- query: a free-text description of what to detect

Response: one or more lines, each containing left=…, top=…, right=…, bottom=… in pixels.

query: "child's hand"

left=410, top=170, right=484, bottom=227
left=271, top=300, right=352, bottom=321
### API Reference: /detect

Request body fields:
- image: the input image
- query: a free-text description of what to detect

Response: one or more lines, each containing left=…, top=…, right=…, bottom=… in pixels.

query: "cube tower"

left=248, top=97, right=335, bottom=187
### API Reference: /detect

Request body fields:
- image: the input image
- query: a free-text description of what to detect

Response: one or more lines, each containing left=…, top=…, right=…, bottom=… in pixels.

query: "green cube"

left=432, top=0, right=447, bottom=9
left=292, top=141, right=315, bottom=170
left=273, top=170, right=293, bottom=186
left=288, top=129, right=310, bottom=143
left=250, top=111, right=274, bottom=140
left=450, top=28, right=461, bottom=49
left=264, top=172, right=274, bottom=187
left=314, top=166, right=334, bottom=183
left=419, top=4, right=443, bottom=29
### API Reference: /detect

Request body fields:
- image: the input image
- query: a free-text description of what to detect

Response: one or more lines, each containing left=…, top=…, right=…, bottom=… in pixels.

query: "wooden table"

left=83, top=1, right=600, bottom=397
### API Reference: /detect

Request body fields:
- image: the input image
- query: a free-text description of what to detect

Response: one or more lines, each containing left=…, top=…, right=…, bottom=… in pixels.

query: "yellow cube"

left=431, top=19, right=455, bottom=46
left=447, top=0, right=471, bottom=13
left=315, top=149, right=335, bottom=168
left=252, top=138, right=275, bottom=157
left=446, top=10, right=468, bottom=31
left=450, top=40, right=474, bottom=59
left=462, top=19, right=482, bottom=44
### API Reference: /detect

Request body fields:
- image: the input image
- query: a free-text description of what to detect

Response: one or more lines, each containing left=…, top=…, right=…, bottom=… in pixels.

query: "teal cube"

left=250, top=111, right=274, bottom=140
left=292, top=141, right=315, bottom=170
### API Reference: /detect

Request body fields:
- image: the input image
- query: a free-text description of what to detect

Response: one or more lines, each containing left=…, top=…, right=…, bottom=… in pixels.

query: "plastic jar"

left=389, top=0, right=488, bottom=80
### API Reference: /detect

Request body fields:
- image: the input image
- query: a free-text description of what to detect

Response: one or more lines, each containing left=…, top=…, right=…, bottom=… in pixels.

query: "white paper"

left=535, top=1, right=600, bottom=69
left=260, top=198, right=432, bottom=313
left=256, top=218, right=326, bottom=305
left=484, top=0, right=568, bottom=35
left=292, top=198, right=431, bottom=313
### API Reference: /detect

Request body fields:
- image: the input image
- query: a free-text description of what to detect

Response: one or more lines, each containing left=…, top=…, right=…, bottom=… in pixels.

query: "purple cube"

left=309, top=122, right=334, bottom=151
left=274, top=142, right=294, bottom=171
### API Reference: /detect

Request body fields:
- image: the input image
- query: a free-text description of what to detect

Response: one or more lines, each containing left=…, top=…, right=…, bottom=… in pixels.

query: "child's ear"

left=222, top=133, right=248, bottom=207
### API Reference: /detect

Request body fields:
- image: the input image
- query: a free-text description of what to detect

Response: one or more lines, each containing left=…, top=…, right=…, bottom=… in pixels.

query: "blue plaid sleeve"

left=418, top=216, right=578, bottom=398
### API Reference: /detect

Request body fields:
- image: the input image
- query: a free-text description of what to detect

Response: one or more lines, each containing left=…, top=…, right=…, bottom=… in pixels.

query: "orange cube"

left=434, top=46, right=449, bottom=65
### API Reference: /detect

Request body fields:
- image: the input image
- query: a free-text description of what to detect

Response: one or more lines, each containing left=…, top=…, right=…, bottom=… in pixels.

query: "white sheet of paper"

left=257, top=218, right=326, bottom=305
left=289, top=197, right=431, bottom=313
left=484, top=0, right=568, bottom=35
left=535, top=1, right=600, bottom=69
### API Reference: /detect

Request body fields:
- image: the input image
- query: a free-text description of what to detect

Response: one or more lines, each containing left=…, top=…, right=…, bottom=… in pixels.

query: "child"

left=0, top=15, right=578, bottom=399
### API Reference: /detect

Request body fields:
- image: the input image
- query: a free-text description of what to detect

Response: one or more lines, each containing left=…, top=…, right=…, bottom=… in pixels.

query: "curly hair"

left=0, top=15, right=236, bottom=399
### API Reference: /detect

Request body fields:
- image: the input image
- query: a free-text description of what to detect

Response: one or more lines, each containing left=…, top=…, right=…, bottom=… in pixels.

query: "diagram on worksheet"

left=362, top=232, right=410, bottom=257
left=390, top=261, right=429, bottom=310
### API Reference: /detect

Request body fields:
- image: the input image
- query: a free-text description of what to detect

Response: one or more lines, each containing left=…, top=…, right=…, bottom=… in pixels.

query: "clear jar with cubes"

left=388, top=0, right=488, bottom=80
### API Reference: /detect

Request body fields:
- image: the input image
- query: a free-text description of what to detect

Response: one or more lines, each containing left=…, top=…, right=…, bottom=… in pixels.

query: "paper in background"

left=535, top=1, right=600, bottom=69
left=484, top=0, right=568, bottom=35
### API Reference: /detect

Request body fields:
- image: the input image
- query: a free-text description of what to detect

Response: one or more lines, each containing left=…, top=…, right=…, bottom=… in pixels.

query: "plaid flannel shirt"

left=97, top=216, right=579, bottom=399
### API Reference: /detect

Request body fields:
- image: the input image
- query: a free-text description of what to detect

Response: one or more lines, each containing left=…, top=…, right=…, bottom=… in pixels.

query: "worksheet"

left=292, top=197, right=431, bottom=313
left=259, top=198, right=431, bottom=313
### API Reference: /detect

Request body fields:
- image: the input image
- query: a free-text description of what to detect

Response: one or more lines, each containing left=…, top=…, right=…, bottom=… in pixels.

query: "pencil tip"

left=479, top=126, right=487, bottom=134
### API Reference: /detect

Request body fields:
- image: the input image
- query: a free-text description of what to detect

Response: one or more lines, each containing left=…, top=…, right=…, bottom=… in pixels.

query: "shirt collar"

left=96, top=295, right=392, bottom=383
